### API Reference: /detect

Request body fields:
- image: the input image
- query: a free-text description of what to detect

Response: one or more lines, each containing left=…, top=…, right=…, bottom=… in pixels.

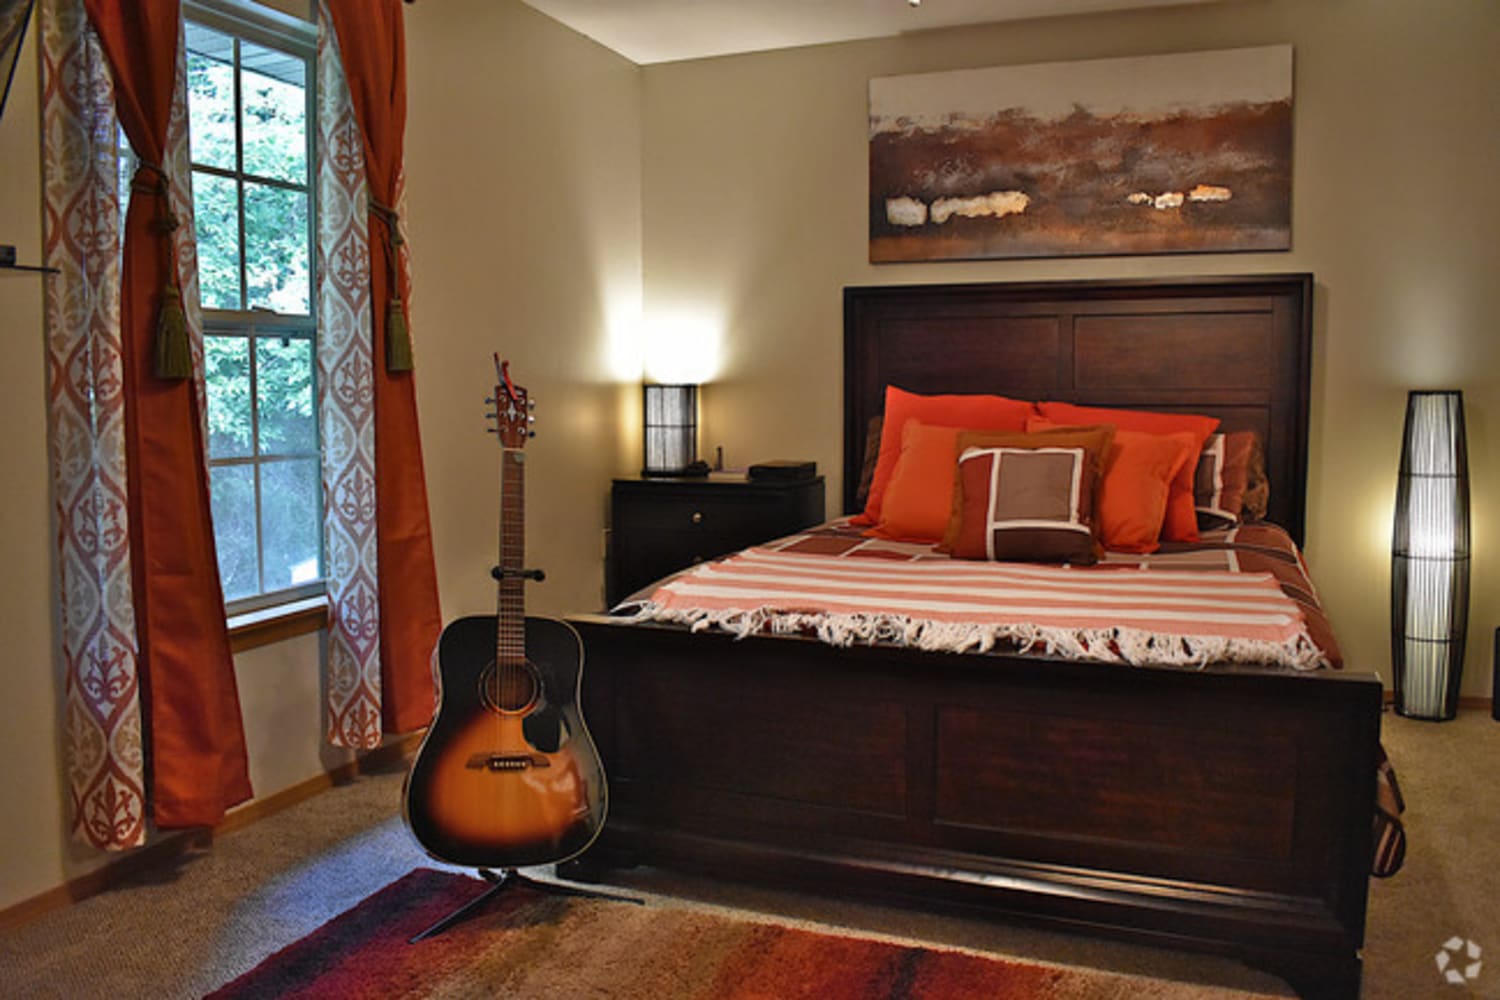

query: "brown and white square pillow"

left=1194, top=430, right=1268, bottom=529
left=951, top=445, right=1101, bottom=564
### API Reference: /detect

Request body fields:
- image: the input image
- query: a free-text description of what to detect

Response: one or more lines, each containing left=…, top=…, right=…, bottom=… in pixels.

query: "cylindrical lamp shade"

left=1391, top=390, right=1470, bottom=720
left=642, top=384, right=698, bottom=476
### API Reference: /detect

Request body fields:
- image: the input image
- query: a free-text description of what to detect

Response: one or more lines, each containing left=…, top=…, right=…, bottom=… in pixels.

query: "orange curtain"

left=325, top=0, right=441, bottom=733
left=83, top=0, right=252, bottom=826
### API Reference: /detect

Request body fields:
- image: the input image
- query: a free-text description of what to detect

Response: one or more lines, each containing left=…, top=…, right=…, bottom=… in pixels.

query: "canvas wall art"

left=868, top=45, right=1293, bottom=263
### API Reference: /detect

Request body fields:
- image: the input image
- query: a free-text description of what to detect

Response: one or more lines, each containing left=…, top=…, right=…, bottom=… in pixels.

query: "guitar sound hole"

left=479, top=660, right=540, bottom=714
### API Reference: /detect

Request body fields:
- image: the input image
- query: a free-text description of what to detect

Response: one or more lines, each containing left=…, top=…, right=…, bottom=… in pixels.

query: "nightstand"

left=607, top=476, right=826, bottom=606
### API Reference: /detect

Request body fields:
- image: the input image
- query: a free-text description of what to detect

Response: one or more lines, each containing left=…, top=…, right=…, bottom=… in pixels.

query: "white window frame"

left=186, top=0, right=323, bottom=617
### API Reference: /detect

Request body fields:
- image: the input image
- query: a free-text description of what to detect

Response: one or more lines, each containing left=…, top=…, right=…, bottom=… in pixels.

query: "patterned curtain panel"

left=42, top=0, right=251, bottom=847
left=82, top=0, right=251, bottom=830
left=316, top=9, right=383, bottom=749
left=41, top=0, right=145, bottom=851
left=324, top=0, right=441, bottom=737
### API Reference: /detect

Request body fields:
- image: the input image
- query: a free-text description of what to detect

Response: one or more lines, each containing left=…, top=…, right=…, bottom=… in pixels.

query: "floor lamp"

left=1391, top=390, right=1469, bottom=721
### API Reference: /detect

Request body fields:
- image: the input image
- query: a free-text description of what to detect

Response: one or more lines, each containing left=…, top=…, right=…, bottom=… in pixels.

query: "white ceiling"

left=520, top=0, right=1223, bottom=66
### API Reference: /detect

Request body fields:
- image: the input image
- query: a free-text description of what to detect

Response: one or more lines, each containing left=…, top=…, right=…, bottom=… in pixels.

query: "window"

left=184, top=1, right=322, bottom=612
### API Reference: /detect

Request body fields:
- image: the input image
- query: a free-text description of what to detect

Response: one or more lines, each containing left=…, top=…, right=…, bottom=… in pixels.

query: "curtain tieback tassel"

left=154, top=283, right=192, bottom=380
left=369, top=197, right=414, bottom=373
left=386, top=295, right=414, bottom=372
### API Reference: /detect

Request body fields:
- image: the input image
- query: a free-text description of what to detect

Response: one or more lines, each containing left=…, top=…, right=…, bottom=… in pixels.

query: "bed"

left=565, top=274, right=1384, bottom=999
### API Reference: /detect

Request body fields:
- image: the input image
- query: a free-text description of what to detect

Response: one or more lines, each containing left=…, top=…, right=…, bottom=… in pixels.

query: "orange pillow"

left=868, top=421, right=964, bottom=542
left=1032, top=418, right=1194, bottom=553
left=1099, top=429, right=1196, bottom=553
left=853, top=386, right=1033, bottom=527
left=1035, top=402, right=1219, bottom=542
left=941, top=425, right=1115, bottom=550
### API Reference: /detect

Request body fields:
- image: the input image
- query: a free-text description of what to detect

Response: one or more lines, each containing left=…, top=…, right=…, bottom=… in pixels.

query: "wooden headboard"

left=843, top=274, right=1313, bottom=544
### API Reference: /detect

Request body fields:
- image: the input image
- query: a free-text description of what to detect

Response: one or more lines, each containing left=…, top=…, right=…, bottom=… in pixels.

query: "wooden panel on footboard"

left=567, top=615, right=1382, bottom=1000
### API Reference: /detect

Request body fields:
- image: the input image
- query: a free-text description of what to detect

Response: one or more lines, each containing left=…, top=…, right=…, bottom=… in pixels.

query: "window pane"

left=240, top=40, right=307, bottom=185
left=205, top=335, right=252, bottom=459
left=256, top=336, right=316, bottom=455
left=244, top=182, right=309, bottom=314
left=187, top=13, right=320, bottom=609
left=210, top=464, right=259, bottom=601
left=193, top=171, right=241, bottom=310
left=260, top=458, right=322, bottom=590
left=184, top=22, right=236, bottom=171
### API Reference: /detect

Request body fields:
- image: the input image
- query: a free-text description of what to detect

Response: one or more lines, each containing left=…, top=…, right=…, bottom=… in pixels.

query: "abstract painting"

left=869, top=46, right=1293, bottom=262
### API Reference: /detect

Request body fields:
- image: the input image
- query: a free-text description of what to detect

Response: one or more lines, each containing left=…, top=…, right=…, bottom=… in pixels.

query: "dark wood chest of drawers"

left=607, top=476, right=825, bottom=606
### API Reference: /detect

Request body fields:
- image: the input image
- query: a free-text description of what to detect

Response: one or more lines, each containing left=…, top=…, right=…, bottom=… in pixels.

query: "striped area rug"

left=206, top=868, right=1286, bottom=999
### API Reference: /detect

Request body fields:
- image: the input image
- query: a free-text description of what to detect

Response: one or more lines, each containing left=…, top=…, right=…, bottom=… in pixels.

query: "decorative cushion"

left=869, top=421, right=966, bottom=543
left=1032, top=418, right=1195, bottom=553
left=1194, top=430, right=1267, bottom=529
left=950, top=445, right=1101, bottom=564
left=1097, top=429, right=1196, bottom=553
left=852, top=386, right=1034, bottom=527
left=1034, top=402, right=1219, bottom=543
left=941, top=425, right=1116, bottom=550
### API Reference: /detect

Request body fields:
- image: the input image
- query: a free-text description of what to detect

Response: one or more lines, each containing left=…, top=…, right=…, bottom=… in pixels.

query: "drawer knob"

left=691, top=511, right=703, bottom=524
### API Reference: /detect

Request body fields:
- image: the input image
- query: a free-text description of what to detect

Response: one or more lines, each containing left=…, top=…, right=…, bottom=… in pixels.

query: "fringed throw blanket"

left=624, top=520, right=1338, bottom=671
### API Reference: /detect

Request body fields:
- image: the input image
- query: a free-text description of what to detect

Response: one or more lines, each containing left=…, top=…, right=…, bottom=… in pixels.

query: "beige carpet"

left=0, top=708, right=1495, bottom=998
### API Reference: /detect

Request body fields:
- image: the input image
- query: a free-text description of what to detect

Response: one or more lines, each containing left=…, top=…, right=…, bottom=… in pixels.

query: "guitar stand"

left=409, top=866, right=644, bottom=943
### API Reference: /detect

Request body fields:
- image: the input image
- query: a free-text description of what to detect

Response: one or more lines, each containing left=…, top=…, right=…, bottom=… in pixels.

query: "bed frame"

left=566, top=274, right=1382, bottom=999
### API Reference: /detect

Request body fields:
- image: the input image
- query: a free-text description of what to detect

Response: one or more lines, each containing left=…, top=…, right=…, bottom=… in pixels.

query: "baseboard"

left=1382, top=690, right=1491, bottom=711
left=0, top=732, right=422, bottom=934
left=0, top=826, right=217, bottom=935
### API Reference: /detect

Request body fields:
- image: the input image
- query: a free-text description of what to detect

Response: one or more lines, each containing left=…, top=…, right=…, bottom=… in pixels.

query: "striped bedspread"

left=623, top=519, right=1340, bottom=671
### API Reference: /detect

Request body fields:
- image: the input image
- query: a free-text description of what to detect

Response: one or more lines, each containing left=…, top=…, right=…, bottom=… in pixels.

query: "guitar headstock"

left=489, top=355, right=534, bottom=448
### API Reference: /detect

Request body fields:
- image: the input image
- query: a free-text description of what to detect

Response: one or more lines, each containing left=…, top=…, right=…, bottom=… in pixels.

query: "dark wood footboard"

left=567, top=615, right=1383, bottom=1000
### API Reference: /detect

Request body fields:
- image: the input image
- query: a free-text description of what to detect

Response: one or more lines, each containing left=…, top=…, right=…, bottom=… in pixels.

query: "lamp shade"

left=642, top=384, right=698, bottom=477
left=1391, top=390, right=1470, bottom=720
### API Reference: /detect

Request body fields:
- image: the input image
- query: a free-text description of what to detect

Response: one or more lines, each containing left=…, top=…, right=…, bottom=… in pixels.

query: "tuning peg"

left=528, top=400, right=536, bottom=411
left=528, top=430, right=536, bottom=438
left=485, top=427, right=497, bottom=434
left=485, top=395, right=496, bottom=404
left=528, top=415, right=536, bottom=423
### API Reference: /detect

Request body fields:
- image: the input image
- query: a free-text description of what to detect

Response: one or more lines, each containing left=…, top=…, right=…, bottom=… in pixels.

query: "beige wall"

left=639, top=0, right=1499, bottom=699
left=0, top=7, right=64, bottom=915
left=404, top=0, right=642, bottom=623
left=0, top=0, right=639, bottom=912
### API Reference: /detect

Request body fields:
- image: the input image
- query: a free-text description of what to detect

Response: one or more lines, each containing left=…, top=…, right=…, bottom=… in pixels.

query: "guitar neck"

left=496, top=446, right=526, bottom=666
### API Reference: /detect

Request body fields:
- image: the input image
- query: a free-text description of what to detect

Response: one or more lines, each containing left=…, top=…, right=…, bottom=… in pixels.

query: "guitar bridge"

left=465, top=752, right=552, bottom=772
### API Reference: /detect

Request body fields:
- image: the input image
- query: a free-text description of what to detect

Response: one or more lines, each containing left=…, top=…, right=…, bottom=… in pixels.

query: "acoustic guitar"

left=403, top=358, right=607, bottom=871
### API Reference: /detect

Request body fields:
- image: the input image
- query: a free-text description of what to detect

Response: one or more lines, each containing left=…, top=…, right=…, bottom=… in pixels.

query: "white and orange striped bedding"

left=621, top=518, right=1341, bottom=671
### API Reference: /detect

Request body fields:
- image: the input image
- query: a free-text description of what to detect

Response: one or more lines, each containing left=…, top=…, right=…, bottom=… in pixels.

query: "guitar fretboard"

left=496, top=447, right=526, bottom=668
